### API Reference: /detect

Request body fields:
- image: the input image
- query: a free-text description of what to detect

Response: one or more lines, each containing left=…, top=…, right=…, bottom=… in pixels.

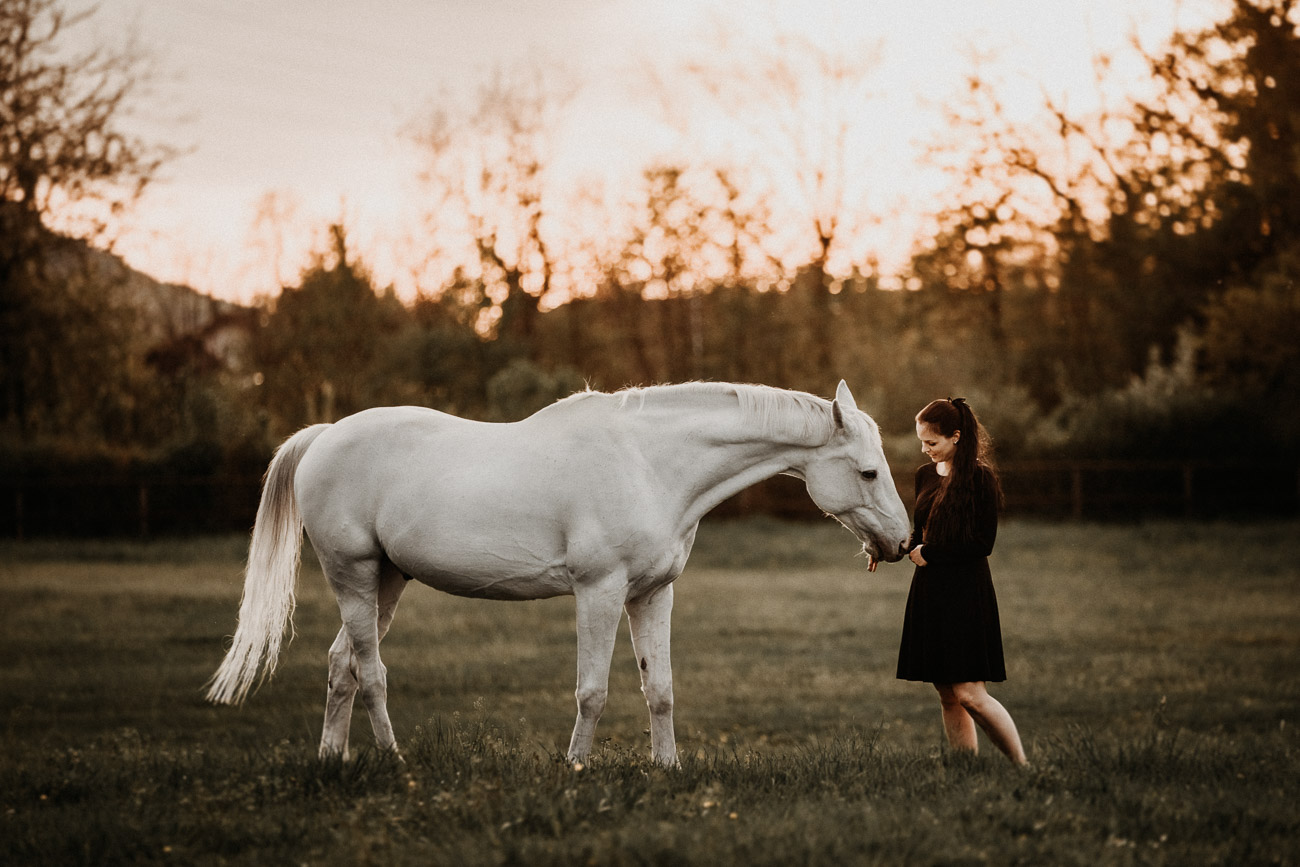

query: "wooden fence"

left=2, top=477, right=263, bottom=540
left=694, top=460, right=1297, bottom=522
left=2, top=460, right=1297, bottom=539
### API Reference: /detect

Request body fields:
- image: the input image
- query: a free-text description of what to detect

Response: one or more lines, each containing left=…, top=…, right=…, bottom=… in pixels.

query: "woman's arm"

left=906, top=466, right=928, bottom=554
left=914, top=468, right=999, bottom=565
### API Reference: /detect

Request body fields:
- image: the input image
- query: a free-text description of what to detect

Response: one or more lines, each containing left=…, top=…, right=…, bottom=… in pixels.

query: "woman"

left=895, top=397, right=1026, bottom=764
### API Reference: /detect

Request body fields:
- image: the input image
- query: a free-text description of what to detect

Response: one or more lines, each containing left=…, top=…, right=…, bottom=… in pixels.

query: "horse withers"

left=206, top=380, right=910, bottom=766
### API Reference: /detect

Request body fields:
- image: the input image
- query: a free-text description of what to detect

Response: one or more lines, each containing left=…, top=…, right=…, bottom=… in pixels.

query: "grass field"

left=2, top=518, right=1297, bottom=865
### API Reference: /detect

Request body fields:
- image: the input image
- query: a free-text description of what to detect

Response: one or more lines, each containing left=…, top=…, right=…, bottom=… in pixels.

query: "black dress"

left=896, top=462, right=1007, bottom=684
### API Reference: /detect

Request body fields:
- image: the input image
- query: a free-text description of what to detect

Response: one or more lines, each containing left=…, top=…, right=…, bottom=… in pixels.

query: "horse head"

left=801, top=381, right=911, bottom=563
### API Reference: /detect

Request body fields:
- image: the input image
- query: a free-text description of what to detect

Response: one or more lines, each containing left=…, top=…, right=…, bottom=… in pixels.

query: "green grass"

left=2, top=518, right=1297, bottom=865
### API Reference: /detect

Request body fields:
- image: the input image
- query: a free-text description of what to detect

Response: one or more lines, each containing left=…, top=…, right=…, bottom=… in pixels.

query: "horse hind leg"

left=319, top=559, right=407, bottom=759
left=319, top=626, right=357, bottom=759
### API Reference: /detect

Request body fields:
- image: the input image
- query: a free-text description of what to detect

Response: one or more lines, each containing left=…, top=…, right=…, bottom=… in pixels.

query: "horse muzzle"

left=837, top=510, right=910, bottom=562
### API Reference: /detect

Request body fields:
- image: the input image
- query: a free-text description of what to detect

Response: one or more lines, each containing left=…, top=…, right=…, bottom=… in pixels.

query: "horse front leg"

left=627, top=583, right=678, bottom=767
left=567, top=576, right=627, bottom=765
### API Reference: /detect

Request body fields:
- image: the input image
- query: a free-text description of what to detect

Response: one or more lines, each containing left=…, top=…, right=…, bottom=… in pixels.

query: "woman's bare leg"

left=936, top=682, right=1027, bottom=764
left=936, top=684, right=979, bottom=752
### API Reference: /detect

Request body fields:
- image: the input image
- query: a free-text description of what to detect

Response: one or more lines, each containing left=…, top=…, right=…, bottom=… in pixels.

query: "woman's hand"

left=908, top=545, right=928, bottom=567
left=866, top=554, right=878, bottom=573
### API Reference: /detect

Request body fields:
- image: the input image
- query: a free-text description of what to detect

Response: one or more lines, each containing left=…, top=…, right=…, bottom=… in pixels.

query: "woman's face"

left=916, top=421, right=959, bottom=465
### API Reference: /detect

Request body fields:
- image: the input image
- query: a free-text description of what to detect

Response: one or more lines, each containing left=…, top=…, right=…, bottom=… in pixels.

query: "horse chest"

left=565, top=526, right=692, bottom=601
left=623, top=568, right=681, bottom=600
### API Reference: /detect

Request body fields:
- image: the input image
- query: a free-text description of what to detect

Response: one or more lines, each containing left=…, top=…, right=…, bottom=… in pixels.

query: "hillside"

left=44, top=237, right=250, bottom=343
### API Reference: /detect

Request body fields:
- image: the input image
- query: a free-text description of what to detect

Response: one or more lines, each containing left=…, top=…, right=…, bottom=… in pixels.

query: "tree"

left=410, top=67, right=575, bottom=348
left=1061, top=0, right=1300, bottom=391
left=252, top=225, right=410, bottom=433
left=0, top=0, right=169, bottom=440
left=612, top=165, right=719, bottom=381
left=1071, top=0, right=1300, bottom=399
left=681, top=27, right=886, bottom=376
left=399, top=274, right=496, bottom=417
left=1200, top=250, right=1300, bottom=400
left=913, top=0, right=1300, bottom=405
left=1138, top=0, right=1300, bottom=274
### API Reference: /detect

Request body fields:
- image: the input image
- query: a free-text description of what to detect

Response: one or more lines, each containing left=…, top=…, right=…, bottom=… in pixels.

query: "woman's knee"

left=939, top=682, right=987, bottom=711
left=934, top=684, right=961, bottom=709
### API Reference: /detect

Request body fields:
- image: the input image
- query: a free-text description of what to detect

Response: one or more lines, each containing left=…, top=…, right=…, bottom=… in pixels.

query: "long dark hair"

left=917, top=397, right=1004, bottom=545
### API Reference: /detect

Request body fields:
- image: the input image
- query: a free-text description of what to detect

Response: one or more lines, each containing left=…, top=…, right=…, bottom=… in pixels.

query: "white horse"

left=206, top=380, right=910, bottom=766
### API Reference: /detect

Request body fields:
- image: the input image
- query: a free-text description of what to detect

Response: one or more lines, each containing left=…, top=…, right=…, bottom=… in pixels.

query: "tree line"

left=2, top=0, right=1297, bottom=485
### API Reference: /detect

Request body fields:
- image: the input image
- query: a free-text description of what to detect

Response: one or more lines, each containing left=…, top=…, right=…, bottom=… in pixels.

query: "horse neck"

left=624, top=387, right=830, bottom=530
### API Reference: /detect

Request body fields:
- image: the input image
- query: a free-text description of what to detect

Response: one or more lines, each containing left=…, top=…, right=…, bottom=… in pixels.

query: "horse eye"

left=860, top=469, right=878, bottom=481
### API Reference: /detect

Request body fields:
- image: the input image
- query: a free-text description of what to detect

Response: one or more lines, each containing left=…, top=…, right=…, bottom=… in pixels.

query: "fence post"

left=138, top=483, right=150, bottom=539
left=1070, top=465, right=1084, bottom=520
left=1183, top=464, right=1195, bottom=517
left=14, top=487, right=23, bottom=541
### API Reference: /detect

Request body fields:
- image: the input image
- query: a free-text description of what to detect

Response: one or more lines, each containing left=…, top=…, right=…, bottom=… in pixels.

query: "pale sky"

left=75, top=0, right=1221, bottom=303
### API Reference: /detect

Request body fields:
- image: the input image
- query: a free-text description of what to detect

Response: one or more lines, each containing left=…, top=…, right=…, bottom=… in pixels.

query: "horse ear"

left=832, top=380, right=858, bottom=429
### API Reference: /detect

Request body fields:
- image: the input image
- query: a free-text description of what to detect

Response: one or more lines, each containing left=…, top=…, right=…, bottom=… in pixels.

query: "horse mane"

left=558, top=382, right=836, bottom=444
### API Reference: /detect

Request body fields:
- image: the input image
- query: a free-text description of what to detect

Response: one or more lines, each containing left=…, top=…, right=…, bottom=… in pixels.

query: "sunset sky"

left=76, top=0, right=1221, bottom=304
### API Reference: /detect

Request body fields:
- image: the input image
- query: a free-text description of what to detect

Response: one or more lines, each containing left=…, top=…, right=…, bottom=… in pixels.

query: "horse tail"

left=206, top=423, right=332, bottom=705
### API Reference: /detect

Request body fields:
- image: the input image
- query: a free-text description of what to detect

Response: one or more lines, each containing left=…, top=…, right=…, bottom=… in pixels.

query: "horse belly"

left=409, top=566, right=573, bottom=601
left=386, top=534, right=575, bottom=601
